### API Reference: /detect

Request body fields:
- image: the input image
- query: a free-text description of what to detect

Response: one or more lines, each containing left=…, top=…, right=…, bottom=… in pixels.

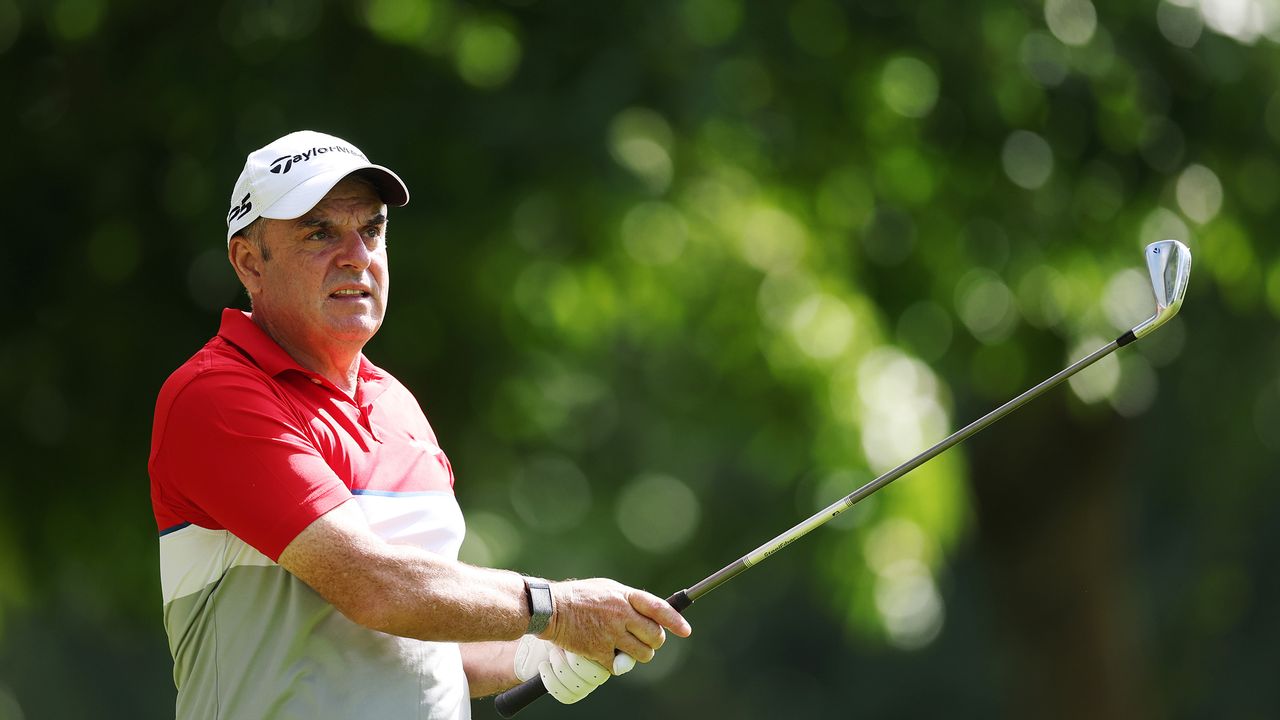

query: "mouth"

left=329, top=288, right=371, bottom=299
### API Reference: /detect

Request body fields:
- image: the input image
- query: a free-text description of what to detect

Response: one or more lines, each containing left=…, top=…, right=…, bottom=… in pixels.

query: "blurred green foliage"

left=2, top=0, right=1278, bottom=717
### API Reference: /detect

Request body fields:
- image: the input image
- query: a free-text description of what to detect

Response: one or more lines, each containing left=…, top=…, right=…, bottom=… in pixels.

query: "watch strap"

left=523, top=577, right=554, bottom=636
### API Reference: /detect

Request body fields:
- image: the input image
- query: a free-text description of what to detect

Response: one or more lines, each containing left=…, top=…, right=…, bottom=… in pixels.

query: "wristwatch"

left=523, top=577, right=554, bottom=635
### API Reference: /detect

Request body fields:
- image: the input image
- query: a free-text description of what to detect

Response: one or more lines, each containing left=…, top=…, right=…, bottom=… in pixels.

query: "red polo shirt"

left=149, top=308, right=456, bottom=561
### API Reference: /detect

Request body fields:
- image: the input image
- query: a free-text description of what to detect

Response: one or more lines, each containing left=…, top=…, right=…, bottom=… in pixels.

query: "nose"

left=335, top=229, right=373, bottom=271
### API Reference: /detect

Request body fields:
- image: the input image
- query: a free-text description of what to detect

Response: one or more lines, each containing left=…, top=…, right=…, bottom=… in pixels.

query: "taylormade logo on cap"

left=268, top=144, right=366, bottom=175
left=225, top=130, right=409, bottom=243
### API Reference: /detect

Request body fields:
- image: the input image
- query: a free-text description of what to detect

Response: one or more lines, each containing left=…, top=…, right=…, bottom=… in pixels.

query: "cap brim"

left=262, top=164, right=409, bottom=221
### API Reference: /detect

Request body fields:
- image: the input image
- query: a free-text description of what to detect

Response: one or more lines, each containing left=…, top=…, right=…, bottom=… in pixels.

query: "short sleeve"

left=151, top=370, right=352, bottom=561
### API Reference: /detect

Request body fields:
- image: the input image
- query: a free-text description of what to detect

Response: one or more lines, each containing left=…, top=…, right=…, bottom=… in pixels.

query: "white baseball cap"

left=225, top=130, right=409, bottom=242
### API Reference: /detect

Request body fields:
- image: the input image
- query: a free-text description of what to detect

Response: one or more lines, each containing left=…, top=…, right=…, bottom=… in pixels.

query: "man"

left=148, top=130, right=691, bottom=719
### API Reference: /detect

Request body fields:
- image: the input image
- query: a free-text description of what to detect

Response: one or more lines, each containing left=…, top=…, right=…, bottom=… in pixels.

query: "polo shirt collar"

left=218, top=309, right=308, bottom=377
left=356, top=354, right=391, bottom=405
left=217, top=309, right=388, bottom=401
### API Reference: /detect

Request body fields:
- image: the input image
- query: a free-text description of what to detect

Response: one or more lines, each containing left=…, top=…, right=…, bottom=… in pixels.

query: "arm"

left=277, top=499, right=693, bottom=669
left=278, top=499, right=528, bottom=642
left=461, top=641, right=521, bottom=698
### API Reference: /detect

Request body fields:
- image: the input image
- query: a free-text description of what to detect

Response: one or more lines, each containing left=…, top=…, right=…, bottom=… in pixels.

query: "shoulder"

left=150, top=339, right=305, bottom=464
left=156, top=338, right=281, bottom=417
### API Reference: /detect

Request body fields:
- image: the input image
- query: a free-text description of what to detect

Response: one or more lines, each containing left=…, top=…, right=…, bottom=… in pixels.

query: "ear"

left=228, top=235, right=266, bottom=296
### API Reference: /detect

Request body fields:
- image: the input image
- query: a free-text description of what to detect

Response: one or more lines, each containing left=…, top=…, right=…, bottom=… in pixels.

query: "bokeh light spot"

left=364, top=0, right=436, bottom=44
left=1139, top=207, right=1190, bottom=248
left=622, top=202, right=688, bottom=265
left=454, top=18, right=522, bottom=89
left=1103, top=268, right=1156, bottom=332
left=1021, top=31, right=1070, bottom=86
left=1002, top=130, right=1055, bottom=189
left=880, top=56, right=939, bottom=118
left=1157, top=0, right=1205, bottom=47
left=509, top=455, right=592, bottom=533
left=758, top=269, right=819, bottom=330
left=866, top=518, right=943, bottom=649
left=1190, top=0, right=1280, bottom=44
left=1067, top=336, right=1120, bottom=403
left=864, top=517, right=928, bottom=574
left=615, top=474, right=700, bottom=553
left=896, top=301, right=954, bottom=363
left=875, top=566, right=944, bottom=650
left=740, top=205, right=808, bottom=271
left=857, top=349, right=949, bottom=472
left=50, top=0, right=103, bottom=41
left=457, top=511, right=520, bottom=568
left=789, top=292, right=856, bottom=360
left=1044, top=0, right=1098, bottom=46
left=956, top=269, right=1019, bottom=344
left=609, top=108, right=675, bottom=194
left=1176, top=163, right=1224, bottom=224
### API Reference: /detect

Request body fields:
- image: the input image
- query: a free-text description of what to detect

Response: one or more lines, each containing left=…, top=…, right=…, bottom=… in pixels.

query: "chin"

left=327, top=316, right=382, bottom=343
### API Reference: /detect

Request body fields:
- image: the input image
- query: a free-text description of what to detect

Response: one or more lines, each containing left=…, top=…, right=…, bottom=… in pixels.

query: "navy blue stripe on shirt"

left=158, top=522, right=192, bottom=537
left=351, top=489, right=452, bottom=498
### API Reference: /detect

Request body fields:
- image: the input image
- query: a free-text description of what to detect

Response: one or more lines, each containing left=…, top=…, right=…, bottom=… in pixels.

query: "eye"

left=306, top=230, right=331, bottom=242
left=364, top=225, right=384, bottom=239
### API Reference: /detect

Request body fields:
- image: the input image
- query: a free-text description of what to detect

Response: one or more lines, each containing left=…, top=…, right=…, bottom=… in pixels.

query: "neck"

left=252, top=313, right=364, bottom=396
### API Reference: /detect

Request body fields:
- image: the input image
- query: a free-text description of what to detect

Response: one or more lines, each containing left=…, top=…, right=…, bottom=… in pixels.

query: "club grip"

left=494, top=674, right=549, bottom=718
left=493, top=589, right=694, bottom=717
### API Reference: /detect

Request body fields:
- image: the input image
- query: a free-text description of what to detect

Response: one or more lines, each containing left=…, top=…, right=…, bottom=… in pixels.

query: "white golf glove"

left=513, top=636, right=635, bottom=704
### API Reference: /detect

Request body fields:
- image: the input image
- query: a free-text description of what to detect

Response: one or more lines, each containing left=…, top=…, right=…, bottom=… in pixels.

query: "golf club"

left=495, top=239, right=1192, bottom=718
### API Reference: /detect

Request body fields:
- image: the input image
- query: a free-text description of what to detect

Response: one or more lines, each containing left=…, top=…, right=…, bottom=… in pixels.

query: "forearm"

left=352, top=543, right=529, bottom=642
left=461, top=640, right=521, bottom=698
left=279, top=500, right=692, bottom=670
left=279, top=500, right=531, bottom=643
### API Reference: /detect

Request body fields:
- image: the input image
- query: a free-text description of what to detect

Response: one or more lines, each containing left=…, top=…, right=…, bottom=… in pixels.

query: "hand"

left=539, top=578, right=692, bottom=670
left=513, top=636, right=613, bottom=705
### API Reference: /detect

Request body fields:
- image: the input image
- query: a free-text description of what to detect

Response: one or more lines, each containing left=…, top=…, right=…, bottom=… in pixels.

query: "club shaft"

left=496, top=334, right=1136, bottom=717
left=683, top=337, right=1124, bottom=603
left=497, top=238, right=1188, bottom=716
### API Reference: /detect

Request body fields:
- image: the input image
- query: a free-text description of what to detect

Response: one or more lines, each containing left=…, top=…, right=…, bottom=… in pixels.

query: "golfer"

left=148, top=130, right=691, bottom=719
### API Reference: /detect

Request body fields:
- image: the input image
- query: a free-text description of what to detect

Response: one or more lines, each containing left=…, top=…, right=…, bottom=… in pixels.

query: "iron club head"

left=1131, top=239, right=1192, bottom=340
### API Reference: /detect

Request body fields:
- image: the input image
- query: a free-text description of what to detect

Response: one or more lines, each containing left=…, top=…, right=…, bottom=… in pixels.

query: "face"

left=231, top=176, right=390, bottom=359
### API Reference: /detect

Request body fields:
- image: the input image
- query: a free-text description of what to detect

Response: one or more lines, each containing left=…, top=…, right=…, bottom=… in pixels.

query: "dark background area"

left=2, top=0, right=1278, bottom=717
